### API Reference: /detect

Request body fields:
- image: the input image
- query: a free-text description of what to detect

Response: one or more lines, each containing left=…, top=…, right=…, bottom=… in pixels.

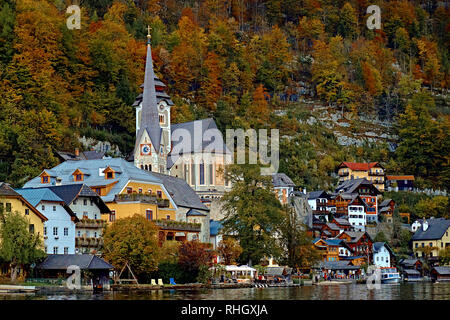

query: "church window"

left=159, top=115, right=165, bottom=124
left=141, top=165, right=144, bottom=170
left=199, top=162, right=205, bottom=185
left=144, top=165, right=148, bottom=171
left=209, top=164, right=214, bottom=185
left=191, top=163, right=196, bottom=186
left=148, top=189, right=152, bottom=194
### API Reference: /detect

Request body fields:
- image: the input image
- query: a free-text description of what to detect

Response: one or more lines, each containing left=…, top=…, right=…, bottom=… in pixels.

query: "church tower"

left=134, top=27, right=172, bottom=174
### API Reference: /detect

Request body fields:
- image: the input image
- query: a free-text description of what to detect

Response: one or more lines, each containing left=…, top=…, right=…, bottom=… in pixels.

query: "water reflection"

left=1, top=283, right=449, bottom=300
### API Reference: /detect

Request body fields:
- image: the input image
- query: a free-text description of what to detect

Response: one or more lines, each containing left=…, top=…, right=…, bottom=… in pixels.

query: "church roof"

left=134, top=37, right=162, bottom=155
left=167, top=118, right=231, bottom=169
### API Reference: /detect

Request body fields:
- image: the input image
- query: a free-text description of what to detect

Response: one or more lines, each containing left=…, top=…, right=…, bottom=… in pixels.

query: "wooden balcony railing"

left=114, top=194, right=170, bottom=207
left=76, top=219, right=107, bottom=229
left=75, top=236, right=103, bottom=247
left=154, top=220, right=201, bottom=232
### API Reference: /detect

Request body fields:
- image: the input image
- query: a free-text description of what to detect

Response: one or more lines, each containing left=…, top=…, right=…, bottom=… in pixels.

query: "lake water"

left=1, top=282, right=450, bottom=300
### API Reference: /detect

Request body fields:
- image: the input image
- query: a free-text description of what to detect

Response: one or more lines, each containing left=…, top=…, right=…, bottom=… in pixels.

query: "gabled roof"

left=335, top=178, right=381, bottom=195
left=379, top=199, right=394, bottom=207
left=56, top=150, right=105, bottom=161
left=37, top=254, right=114, bottom=270
left=15, top=188, right=79, bottom=222
left=324, top=223, right=340, bottom=231
left=22, top=158, right=164, bottom=203
left=338, top=162, right=383, bottom=171
left=186, top=209, right=208, bottom=217
left=340, top=231, right=373, bottom=243
left=0, top=183, right=48, bottom=222
left=167, top=118, right=231, bottom=169
left=333, top=218, right=351, bottom=227
left=399, top=259, right=421, bottom=267
left=411, top=218, right=450, bottom=241
left=307, top=190, right=329, bottom=200
left=272, top=173, right=295, bottom=188
left=373, top=242, right=395, bottom=256
left=431, top=266, right=450, bottom=275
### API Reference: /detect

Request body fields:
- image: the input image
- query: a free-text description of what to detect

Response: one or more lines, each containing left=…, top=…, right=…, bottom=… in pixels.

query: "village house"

left=272, top=173, right=296, bottom=205
left=307, top=190, right=330, bottom=215
left=378, top=198, right=395, bottom=223
left=313, top=238, right=340, bottom=262
left=430, top=266, right=450, bottom=282
left=335, top=178, right=381, bottom=223
left=373, top=242, right=395, bottom=268
left=337, top=231, right=374, bottom=263
left=385, top=175, right=415, bottom=191
left=398, top=258, right=423, bottom=276
left=16, top=188, right=79, bottom=255
left=337, top=162, right=385, bottom=192
left=411, top=218, right=450, bottom=262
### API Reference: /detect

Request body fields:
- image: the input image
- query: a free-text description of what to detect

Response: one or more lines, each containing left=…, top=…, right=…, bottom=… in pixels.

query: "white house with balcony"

left=16, top=188, right=78, bottom=255
left=348, top=201, right=367, bottom=231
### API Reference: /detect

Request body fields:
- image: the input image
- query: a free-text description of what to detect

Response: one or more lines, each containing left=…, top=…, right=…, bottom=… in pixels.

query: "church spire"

left=138, top=25, right=161, bottom=151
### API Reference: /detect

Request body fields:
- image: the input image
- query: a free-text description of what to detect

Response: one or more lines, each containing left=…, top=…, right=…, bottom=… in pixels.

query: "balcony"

left=154, top=220, right=201, bottom=232
left=369, top=171, right=384, bottom=176
left=114, top=193, right=170, bottom=207
left=75, top=236, right=103, bottom=247
left=338, top=171, right=349, bottom=177
left=76, top=219, right=107, bottom=229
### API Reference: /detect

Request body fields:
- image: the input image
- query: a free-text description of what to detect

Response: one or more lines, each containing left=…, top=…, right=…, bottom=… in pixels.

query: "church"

left=130, top=29, right=232, bottom=207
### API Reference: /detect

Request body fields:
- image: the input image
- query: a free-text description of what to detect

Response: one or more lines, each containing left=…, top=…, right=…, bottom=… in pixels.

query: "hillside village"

left=0, top=27, right=448, bottom=288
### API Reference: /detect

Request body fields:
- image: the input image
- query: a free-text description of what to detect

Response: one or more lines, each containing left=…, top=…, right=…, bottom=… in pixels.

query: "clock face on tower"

left=140, top=144, right=152, bottom=156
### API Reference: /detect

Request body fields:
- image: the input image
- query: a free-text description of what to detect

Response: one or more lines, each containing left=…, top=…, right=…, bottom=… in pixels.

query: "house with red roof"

left=337, top=162, right=385, bottom=191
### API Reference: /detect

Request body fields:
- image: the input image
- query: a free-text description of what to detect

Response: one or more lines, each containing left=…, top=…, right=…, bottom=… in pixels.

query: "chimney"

left=55, top=177, right=62, bottom=186
left=75, top=148, right=79, bottom=157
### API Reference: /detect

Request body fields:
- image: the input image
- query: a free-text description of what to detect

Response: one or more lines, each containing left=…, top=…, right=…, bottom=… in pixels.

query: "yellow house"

left=412, top=218, right=450, bottom=260
left=337, top=162, right=385, bottom=192
left=0, top=182, right=47, bottom=238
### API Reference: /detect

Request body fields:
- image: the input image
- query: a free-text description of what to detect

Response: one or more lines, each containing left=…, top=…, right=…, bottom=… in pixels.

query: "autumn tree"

left=178, top=240, right=215, bottom=282
left=103, top=214, right=161, bottom=279
left=218, top=237, right=243, bottom=265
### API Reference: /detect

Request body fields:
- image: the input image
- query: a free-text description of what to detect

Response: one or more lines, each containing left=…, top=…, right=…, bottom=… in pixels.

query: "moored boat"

left=380, top=267, right=401, bottom=284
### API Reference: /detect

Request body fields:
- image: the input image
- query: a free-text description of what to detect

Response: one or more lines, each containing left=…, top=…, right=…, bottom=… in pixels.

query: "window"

left=77, top=231, right=81, bottom=237
left=191, top=163, right=196, bottom=185
left=75, top=174, right=83, bottom=181
left=110, top=210, right=116, bottom=222
left=159, top=114, right=165, bottom=124
left=42, top=176, right=49, bottom=183
left=53, top=247, right=58, bottom=254
left=429, top=242, right=433, bottom=247
left=199, top=162, right=205, bottom=185
left=53, top=227, right=58, bottom=236
left=41, top=205, right=45, bottom=211
left=106, top=171, right=114, bottom=179
left=53, top=206, right=56, bottom=212
left=94, top=232, right=97, bottom=238
left=90, top=200, right=94, bottom=206
left=157, top=191, right=162, bottom=199
left=73, top=200, right=77, bottom=205
left=145, top=210, right=153, bottom=221
left=29, top=224, right=34, bottom=234
left=422, top=243, right=424, bottom=248
left=127, top=187, right=133, bottom=194
left=6, top=203, right=11, bottom=212
left=95, top=188, right=102, bottom=195
left=25, top=209, right=29, bottom=215
left=64, top=228, right=68, bottom=236
left=209, top=164, right=214, bottom=185
left=44, top=227, right=47, bottom=236
left=138, top=188, right=143, bottom=194
left=64, top=247, right=69, bottom=255
left=166, top=215, right=171, bottom=220
left=148, top=189, right=152, bottom=194
left=83, top=199, right=87, bottom=206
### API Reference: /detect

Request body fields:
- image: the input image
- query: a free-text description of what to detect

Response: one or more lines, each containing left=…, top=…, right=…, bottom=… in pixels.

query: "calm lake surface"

left=1, top=282, right=450, bottom=300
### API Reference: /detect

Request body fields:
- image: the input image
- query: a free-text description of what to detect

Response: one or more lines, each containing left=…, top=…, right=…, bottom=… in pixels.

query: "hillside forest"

left=0, top=0, right=448, bottom=196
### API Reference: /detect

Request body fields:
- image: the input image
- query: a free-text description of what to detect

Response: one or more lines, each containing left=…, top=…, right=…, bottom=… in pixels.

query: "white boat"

left=380, top=267, right=401, bottom=284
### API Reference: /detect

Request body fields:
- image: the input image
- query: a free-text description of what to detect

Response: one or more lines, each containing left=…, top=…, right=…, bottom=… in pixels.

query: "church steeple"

left=135, top=26, right=161, bottom=152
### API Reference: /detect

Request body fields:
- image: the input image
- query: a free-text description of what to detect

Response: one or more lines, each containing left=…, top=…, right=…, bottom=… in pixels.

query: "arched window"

left=199, top=161, right=205, bottom=185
